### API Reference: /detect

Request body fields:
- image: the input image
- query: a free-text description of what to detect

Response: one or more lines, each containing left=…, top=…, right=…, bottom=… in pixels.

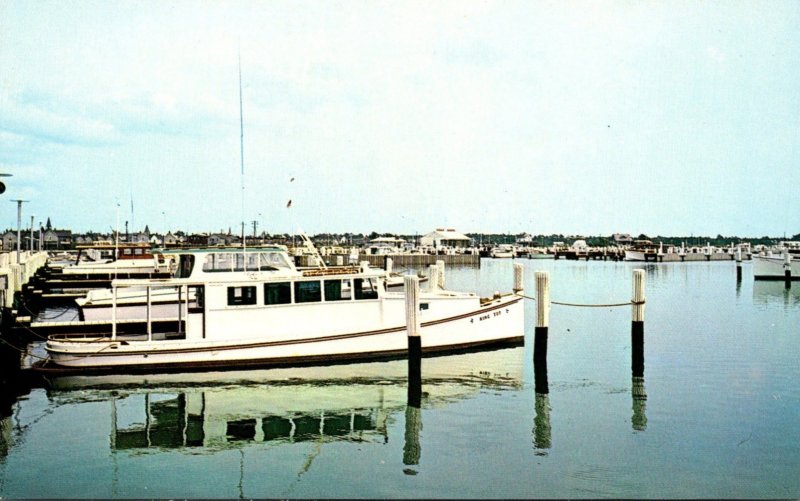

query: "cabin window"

left=134, top=248, right=144, bottom=256
left=420, top=303, right=429, bottom=311
left=176, top=255, right=195, bottom=278
left=354, top=278, right=378, bottom=300
left=123, top=248, right=133, bottom=256
left=227, top=286, right=257, bottom=306
left=259, top=252, right=291, bottom=270
left=264, top=282, right=291, bottom=305
left=339, top=279, right=353, bottom=300
left=294, top=281, right=322, bottom=303
left=204, top=252, right=235, bottom=272
left=324, top=280, right=348, bottom=301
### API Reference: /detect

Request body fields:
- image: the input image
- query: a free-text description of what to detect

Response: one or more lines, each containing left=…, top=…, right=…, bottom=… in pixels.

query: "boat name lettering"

left=479, top=310, right=503, bottom=322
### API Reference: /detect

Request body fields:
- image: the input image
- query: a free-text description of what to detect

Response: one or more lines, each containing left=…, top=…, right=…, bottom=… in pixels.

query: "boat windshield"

left=176, top=254, right=195, bottom=278
left=202, top=251, right=293, bottom=273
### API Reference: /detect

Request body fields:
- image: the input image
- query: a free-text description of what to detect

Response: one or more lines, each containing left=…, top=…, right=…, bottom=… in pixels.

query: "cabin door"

left=186, top=285, right=206, bottom=339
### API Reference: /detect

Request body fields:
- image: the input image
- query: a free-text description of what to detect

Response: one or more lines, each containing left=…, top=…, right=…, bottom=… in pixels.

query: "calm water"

left=1, top=259, right=798, bottom=498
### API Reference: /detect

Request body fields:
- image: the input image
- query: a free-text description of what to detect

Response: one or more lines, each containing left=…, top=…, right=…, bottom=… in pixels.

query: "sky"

left=1, top=0, right=799, bottom=238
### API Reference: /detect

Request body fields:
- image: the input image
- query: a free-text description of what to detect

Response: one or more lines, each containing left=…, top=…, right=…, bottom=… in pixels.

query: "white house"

left=419, top=228, right=472, bottom=249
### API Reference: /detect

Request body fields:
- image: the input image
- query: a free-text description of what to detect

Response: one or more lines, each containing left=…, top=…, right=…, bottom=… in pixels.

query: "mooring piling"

left=534, top=271, right=550, bottom=394
left=513, top=263, right=524, bottom=294
left=404, top=275, right=422, bottom=408
left=631, top=269, right=645, bottom=379
left=435, top=259, right=445, bottom=289
left=427, top=264, right=439, bottom=291
left=735, top=248, right=742, bottom=282
left=784, top=249, right=792, bottom=288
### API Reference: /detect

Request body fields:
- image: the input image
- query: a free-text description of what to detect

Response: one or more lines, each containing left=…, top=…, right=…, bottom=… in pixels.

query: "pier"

left=0, top=251, right=48, bottom=309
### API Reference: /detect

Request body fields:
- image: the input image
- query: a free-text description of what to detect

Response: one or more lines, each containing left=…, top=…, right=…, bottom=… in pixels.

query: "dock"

left=0, top=251, right=48, bottom=308
left=324, top=253, right=481, bottom=268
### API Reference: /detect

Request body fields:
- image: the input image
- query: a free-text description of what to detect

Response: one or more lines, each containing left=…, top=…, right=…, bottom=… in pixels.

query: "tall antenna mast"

left=239, top=45, right=247, bottom=268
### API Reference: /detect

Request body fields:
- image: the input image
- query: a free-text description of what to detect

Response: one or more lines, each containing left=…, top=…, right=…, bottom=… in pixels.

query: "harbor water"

left=1, top=258, right=798, bottom=498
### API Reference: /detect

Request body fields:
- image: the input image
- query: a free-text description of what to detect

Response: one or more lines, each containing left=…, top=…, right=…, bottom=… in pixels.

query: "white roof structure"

left=420, top=228, right=471, bottom=248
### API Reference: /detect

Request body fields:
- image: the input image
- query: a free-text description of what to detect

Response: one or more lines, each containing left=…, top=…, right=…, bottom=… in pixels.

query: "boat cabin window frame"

left=353, top=278, right=379, bottom=300
left=227, top=285, right=257, bottom=306
left=203, top=251, right=294, bottom=273
left=176, top=255, right=196, bottom=278
left=294, top=280, right=322, bottom=304
left=323, top=279, right=350, bottom=302
left=264, top=282, right=292, bottom=306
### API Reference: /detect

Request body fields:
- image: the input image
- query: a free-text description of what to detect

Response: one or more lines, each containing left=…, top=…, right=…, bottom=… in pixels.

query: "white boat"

left=624, top=240, right=659, bottom=261
left=490, top=244, right=515, bottom=258
left=56, top=243, right=175, bottom=275
left=752, top=242, right=800, bottom=280
left=74, top=258, right=427, bottom=322
left=40, top=246, right=524, bottom=372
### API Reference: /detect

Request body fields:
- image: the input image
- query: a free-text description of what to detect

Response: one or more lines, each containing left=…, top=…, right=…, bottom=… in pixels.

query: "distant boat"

left=527, top=249, right=554, bottom=259
left=39, top=246, right=524, bottom=372
left=624, top=240, right=659, bottom=261
left=54, top=243, right=175, bottom=275
left=490, top=245, right=515, bottom=258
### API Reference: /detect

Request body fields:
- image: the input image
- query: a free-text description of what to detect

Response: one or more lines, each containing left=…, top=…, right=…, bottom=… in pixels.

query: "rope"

left=12, top=320, right=51, bottom=341
left=514, top=292, right=645, bottom=308
left=0, top=336, right=49, bottom=361
left=551, top=300, right=641, bottom=308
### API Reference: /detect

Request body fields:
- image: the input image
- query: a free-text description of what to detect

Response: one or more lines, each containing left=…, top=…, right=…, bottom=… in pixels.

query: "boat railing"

left=109, top=278, right=203, bottom=342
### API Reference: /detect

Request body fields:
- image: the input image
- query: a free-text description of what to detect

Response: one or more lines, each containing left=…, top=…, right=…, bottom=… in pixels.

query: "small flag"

left=286, top=199, right=292, bottom=208
left=290, top=177, right=295, bottom=182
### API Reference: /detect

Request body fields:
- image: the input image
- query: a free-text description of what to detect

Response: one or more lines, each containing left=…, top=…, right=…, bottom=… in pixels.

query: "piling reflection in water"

left=403, top=405, right=422, bottom=472
left=533, top=392, right=551, bottom=454
left=753, top=281, right=800, bottom=309
left=631, top=377, right=647, bottom=432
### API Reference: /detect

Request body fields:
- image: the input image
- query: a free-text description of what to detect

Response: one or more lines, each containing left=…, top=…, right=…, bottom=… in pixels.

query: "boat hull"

left=43, top=295, right=524, bottom=372
left=752, top=255, right=800, bottom=280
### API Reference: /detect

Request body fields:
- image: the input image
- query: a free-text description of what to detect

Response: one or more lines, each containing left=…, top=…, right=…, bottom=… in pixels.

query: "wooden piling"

left=735, top=248, right=742, bottom=282
left=428, top=265, right=439, bottom=291
left=631, top=269, right=645, bottom=378
left=534, top=271, right=550, bottom=394
left=513, top=263, right=524, bottom=294
left=435, top=259, right=445, bottom=289
left=784, top=250, right=792, bottom=288
left=405, top=275, right=422, bottom=408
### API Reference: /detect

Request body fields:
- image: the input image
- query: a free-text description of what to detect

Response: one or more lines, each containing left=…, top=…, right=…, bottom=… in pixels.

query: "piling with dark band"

left=404, top=275, right=422, bottom=408
left=735, top=248, right=742, bottom=282
left=631, top=270, right=645, bottom=379
left=784, top=250, right=792, bottom=289
left=534, top=271, right=550, bottom=394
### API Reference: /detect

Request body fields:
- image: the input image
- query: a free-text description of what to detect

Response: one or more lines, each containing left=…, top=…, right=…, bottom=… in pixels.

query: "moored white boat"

left=56, top=243, right=175, bottom=275
left=40, top=246, right=524, bottom=372
left=624, top=240, right=658, bottom=261
left=490, top=244, right=515, bottom=258
left=752, top=243, right=800, bottom=280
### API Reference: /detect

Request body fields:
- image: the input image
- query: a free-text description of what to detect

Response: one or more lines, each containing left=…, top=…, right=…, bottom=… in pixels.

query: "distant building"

left=1, top=230, right=16, bottom=251
left=208, top=232, right=239, bottom=246
left=419, top=228, right=472, bottom=249
left=613, top=233, right=633, bottom=244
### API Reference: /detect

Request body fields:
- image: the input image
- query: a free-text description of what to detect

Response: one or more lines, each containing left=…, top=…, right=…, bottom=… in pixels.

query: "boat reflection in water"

left=46, top=347, right=524, bottom=454
left=752, top=280, right=800, bottom=309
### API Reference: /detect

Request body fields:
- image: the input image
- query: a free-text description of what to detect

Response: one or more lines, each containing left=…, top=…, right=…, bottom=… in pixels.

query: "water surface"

left=0, top=259, right=798, bottom=498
